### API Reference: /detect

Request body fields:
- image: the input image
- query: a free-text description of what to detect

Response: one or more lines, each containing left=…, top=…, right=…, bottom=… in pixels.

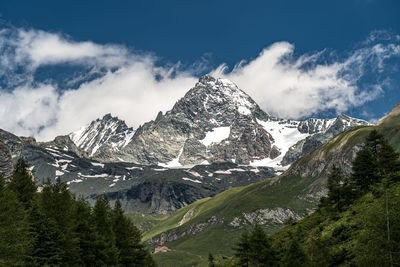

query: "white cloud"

left=0, top=83, right=58, bottom=136
left=214, top=41, right=400, bottom=119
left=0, top=27, right=398, bottom=141
left=15, top=29, right=130, bottom=68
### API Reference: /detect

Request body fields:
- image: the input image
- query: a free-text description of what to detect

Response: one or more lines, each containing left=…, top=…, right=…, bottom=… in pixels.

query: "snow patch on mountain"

left=159, top=147, right=184, bottom=168
left=255, top=119, right=311, bottom=167
left=200, top=127, right=231, bottom=147
left=70, top=114, right=135, bottom=157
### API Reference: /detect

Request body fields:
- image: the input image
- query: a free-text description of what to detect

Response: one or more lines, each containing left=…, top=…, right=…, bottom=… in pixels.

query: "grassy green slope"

left=266, top=180, right=400, bottom=266
left=131, top=105, right=400, bottom=266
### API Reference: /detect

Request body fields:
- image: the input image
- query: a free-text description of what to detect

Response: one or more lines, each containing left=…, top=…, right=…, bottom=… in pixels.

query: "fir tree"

left=7, top=157, right=37, bottom=208
left=112, top=199, right=155, bottom=266
left=27, top=202, right=64, bottom=266
left=73, top=198, right=98, bottom=266
left=235, top=225, right=277, bottom=266
left=38, top=178, right=80, bottom=265
left=235, top=229, right=251, bottom=266
left=365, top=129, right=384, bottom=156
left=92, top=195, right=119, bottom=266
left=377, top=139, right=400, bottom=176
left=351, top=148, right=380, bottom=191
left=281, top=235, right=308, bottom=267
left=327, top=165, right=345, bottom=210
left=0, top=177, right=30, bottom=266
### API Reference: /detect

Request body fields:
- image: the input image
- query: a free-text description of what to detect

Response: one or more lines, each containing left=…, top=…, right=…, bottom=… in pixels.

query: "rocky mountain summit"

left=70, top=75, right=369, bottom=169
left=70, top=113, right=135, bottom=159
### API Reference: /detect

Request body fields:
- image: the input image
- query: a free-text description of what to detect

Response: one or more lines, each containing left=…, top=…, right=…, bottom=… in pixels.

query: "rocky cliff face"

left=70, top=76, right=368, bottom=168
left=0, top=136, right=13, bottom=178
left=115, top=75, right=276, bottom=166
left=70, top=113, right=135, bottom=159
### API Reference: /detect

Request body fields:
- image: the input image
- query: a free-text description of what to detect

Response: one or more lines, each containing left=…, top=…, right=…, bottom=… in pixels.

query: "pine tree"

left=235, top=229, right=251, bottom=266
left=7, top=157, right=37, bottom=208
left=281, top=235, right=308, bottom=267
left=327, top=165, right=344, bottom=209
left=351, top=148, right=380, bottom=191
left=73, top=198, right=98, bottom=266
left=0, top=177, right=30, bottom=266
left=27, top=202, right=64, bottom=266
left=235, top=225, right=277, bottom=266
left=92, top=195, right=119, bottom=266
left=377, top=139, right=400, bottom=176
left=365, top=129, right=384, bottom=156
left=38, top=178, right=80, bottom=265
left=112, top=199, right=155, bottom=266
left=306, top=233, right=330, bottom=267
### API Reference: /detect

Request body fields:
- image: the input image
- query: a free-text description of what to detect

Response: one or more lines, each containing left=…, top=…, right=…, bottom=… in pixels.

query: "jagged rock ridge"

left=70, top=75, right=369, bottom=169
left=70, top=113, right=135, bottom=159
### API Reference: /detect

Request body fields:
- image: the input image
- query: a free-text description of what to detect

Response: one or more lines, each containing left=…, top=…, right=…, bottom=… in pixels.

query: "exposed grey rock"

left=281, top=114, right=369, bottom=166
left=148, top=216, right=224, bottom=245
left=69, top=113, right=135, bottom=160
left=0, top=136, right=13, bottom=178
left=282, top=136, right=322, bottom=166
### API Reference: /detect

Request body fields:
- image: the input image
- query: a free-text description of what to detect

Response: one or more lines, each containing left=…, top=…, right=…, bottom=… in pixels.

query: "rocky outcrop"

left=148, top=216, right=224, bottom=245
left=69, top=113, right=135, bottom=159
left=281, top=114, right=369, bottom=166
left=282, top=136, right=322, bottom=166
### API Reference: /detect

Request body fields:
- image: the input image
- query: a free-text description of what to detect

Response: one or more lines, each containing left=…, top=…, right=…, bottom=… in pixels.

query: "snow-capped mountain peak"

left=69, top=75, right=369, bottom=170
left=69, top=114, right=135, bottom=157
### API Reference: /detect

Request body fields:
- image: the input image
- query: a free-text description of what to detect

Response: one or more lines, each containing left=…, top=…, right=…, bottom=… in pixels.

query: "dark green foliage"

left=366, top=129, right=384, bottom=156
left=351, top=130, right=400, bottom=192
left=112, top=199, right=155, bottom=266
left=8, top=157, right=37, bottom=207
left=0, top=176, right=30, bottom=266
left=92, top=195, right=119, bottom=265
left=73, top=198, right=98, bottom=265
left=208, top=253, right=215, bottom=267
left=353, top=186, right=400, bottom=266
left=305, top=234, right=330, bottom=267
left=351, top=148, right=380, bottom=191
left=377, top=139, right=400, bottom=175
left=27, top=202, right=64, bottom=266
left=327, top=165, right=347, bottom=210
left=234, top=229, right=251, bottom=266
left=234, top=225, right=277, bottom=267
left=0, top=160, right=155, bottom=266
left=280, top=236, right=308, bottom=267
left=39, top=178, right=81, bottom=265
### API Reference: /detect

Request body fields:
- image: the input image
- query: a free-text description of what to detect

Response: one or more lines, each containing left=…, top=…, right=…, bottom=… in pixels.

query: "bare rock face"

left=115, top=75, right=276, bottom=166
left=69, top=113, right=135, bottom=160
left=281, top=114, right=369, bottom=166
left=0, top=136, right=13, bottom=178
left=210, top=114, right=279, bottom=164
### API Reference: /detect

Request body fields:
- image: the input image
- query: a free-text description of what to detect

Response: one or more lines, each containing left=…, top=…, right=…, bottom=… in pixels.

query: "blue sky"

left=0, top=0, right=399, bottom=140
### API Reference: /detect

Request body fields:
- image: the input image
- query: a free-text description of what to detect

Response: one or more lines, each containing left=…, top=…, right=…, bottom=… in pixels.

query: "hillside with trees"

left=0, top=158, right=155, bottom=266
left=212, top=130, right=400, bottom=266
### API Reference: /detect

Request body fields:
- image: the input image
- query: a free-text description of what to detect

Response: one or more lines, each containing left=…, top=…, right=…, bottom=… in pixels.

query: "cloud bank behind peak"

left=0, top=27, right=398, bottom=141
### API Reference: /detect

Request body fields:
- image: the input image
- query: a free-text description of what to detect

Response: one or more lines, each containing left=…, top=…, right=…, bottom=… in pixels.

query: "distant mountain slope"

left=0, top=128, right=276, bottom=214
left=140, top=101, right=400, bottom=267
